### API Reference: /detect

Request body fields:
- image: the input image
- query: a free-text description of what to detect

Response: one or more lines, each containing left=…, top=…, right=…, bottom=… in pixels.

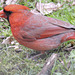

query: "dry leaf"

left=2, top=36, right=14, bottom=44
left=36, top=2, right=63, bottom=15
left=6, top=0, right=17, bottom=5
left=72, top=2, right=75, bottom=6
left=31, top=8, right=42, bottom=15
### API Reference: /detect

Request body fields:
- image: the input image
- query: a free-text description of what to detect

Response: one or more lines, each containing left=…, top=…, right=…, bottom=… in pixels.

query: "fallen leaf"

left=35, top=2, right=63, bottom=15
left=2, top=36, right=14, bottom=44
left=72, top=2, right=75, bottom=6
left=6, top=0, right=17, bottom=5
left=31, top=8, right=42, bottom=15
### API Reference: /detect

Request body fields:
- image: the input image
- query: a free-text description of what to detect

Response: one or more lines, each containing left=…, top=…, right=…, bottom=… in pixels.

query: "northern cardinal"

left=0, top=4, right=75, bottom=54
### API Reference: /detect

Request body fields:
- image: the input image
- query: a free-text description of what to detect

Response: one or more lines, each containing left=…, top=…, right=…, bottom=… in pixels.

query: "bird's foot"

left=30, top=51, right=46, bottom=60
left=30, top=53, right=44, bottom=60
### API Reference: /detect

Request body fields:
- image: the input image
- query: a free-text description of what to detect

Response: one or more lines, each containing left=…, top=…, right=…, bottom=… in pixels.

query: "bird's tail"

left=61, top=31, right=75, bottom=43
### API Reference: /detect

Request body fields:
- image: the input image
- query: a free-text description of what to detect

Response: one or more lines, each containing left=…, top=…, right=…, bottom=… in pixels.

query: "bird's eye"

left=4, top=9, right=6, bottom=12
left=3, top=9, right=12, bottom=18
left=4, top=9, right=12, bottom=15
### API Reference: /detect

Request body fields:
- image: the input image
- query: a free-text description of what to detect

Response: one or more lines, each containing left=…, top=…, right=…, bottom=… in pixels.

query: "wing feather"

left=19, top=15, right=74, bottom=41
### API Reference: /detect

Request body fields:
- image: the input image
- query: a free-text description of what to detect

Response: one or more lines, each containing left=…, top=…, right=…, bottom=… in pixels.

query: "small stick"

left=37, top=53, right=58, bottom=75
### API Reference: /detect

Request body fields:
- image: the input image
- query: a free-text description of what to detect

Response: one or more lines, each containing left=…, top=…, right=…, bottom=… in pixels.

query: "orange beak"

left=0, top=10, right=7, bottom=18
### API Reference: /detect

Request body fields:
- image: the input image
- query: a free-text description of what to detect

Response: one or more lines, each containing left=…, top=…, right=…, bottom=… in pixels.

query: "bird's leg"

left=30, top=51, right=45, bottom=60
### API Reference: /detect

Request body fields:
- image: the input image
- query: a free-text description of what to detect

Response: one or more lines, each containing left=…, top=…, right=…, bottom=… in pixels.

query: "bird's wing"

left=19, top=15, right=75, bottom=42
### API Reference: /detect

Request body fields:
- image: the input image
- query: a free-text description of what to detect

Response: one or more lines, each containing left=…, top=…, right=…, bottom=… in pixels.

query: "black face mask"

left=4, top=9, right=12, bottom=21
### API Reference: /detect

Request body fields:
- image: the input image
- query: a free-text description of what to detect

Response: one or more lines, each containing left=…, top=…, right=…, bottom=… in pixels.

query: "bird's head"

left=0, top=4, right=30, bottom=19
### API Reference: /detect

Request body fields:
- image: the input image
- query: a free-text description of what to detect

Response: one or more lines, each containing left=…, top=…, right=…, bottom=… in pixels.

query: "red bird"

left=0, top=4, right=75, bottom=54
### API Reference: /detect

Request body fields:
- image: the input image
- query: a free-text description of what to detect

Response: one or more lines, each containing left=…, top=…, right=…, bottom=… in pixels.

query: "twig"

left=64, top=46, right=75, bottom=51
left=37, top=53, right=58, bottom=75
